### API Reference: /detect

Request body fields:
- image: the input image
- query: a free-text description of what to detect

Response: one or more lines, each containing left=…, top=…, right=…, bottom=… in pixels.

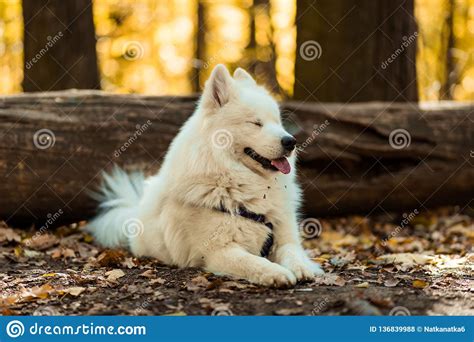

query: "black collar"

left=217, top=205, right=274, bottom=257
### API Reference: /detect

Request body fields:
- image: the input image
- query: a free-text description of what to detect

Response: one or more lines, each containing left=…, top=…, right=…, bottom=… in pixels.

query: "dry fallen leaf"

left=384, top=278, right=400, bottom=287
left=105, top=269, right=126, bottom=282
left=97, top=250, right=125, bottom=267
left=412, top=279, right=429, bottom=289
left=313, top=274, right=346, bottom=286
left=149, top=277, right=166, bottom=285
left=355, top=282, right=370, bottom=288
left=64, top=287, right=86, bottom=297
left=23, top=234, right=58, bottom=251
left=377, top=253, right=434, bottom=269
left=139, top=270, right=155, bottom=278
left=0, top=228, right=21, bottom=244
left=186, top=275, right=210, bottom=291
left=275, top=308, right=304, bottom=315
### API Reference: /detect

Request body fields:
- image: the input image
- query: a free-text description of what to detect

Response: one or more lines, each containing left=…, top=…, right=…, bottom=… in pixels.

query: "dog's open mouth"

left=244, top=148, right=291, bottom=174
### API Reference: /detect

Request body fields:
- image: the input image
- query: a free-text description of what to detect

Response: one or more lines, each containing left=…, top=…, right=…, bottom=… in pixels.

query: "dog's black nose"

left=281, top=136, right=297, bottom=151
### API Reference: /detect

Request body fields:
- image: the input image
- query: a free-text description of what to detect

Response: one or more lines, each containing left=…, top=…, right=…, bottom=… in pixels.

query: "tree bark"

left=440, top=0, right=456, bottom=100
left=22, top=0, right=100, bottom=91
left=294, top=0, right=418, bottom=102
left=0, top=91, right=472, bottom=226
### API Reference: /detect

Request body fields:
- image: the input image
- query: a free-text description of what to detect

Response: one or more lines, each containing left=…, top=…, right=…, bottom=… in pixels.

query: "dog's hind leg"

left=204, top=243, right=296, bottom=287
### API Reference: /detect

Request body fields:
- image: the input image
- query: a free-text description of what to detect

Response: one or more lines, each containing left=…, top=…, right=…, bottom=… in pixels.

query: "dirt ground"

left=1, top=206, right=473, bottom=316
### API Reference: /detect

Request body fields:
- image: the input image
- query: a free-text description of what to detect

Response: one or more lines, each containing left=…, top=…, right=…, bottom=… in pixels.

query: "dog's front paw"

left=250, top=265, right=297, bottom=288
left=280, top=255, right=325, bottom=281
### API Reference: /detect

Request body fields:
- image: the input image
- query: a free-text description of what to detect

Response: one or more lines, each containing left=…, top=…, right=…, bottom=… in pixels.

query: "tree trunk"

left=440, top=0, right=456, bottom=100
left=0, top=91, right=472, bottom=226
left=22, top=0, right=100, bottom=91
left=294, top=0, right=418, bottom=102
left=246, top=0, right=281, bottom=95
left=193, top=0, right=206, bottom=92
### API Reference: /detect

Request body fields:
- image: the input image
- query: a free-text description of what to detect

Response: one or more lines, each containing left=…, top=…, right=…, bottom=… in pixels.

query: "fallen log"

left=0, top=90, right=473, bottom=225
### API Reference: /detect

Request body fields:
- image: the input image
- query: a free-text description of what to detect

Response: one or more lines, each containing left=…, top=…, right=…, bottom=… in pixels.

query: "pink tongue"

left=271, top=157, right=291, bottom=174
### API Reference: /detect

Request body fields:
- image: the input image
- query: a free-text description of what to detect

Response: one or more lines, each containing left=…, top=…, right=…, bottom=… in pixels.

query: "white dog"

left=88, top=65, right=324, bottom=287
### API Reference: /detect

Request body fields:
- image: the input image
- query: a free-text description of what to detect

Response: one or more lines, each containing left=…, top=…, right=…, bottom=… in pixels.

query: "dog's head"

left=199, top=64, right=296, bottom=175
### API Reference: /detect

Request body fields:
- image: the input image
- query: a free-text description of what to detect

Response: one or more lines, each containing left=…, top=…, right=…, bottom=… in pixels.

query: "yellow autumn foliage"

left=0, top=0, right=472, bottom=100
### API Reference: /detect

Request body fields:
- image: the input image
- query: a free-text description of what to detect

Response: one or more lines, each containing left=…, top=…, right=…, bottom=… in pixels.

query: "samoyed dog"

left=88, top=65, right=324, bottom=287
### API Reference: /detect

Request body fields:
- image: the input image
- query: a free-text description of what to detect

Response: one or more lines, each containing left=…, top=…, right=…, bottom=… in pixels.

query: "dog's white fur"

left=88, top=65, right=323, bottom=287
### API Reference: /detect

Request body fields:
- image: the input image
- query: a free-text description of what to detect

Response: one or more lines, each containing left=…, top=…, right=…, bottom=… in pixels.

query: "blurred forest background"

left=0, top=0, right=473, bottom=101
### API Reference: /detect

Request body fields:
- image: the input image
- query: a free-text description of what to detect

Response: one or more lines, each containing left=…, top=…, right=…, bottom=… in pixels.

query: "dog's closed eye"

left=247, top=121, right=262, bottom=127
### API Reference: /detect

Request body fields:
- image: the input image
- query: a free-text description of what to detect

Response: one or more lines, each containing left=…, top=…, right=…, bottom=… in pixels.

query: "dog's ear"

left=202, top=64, right=233, bottom=110
left=233, top=67, right=256, bottom=85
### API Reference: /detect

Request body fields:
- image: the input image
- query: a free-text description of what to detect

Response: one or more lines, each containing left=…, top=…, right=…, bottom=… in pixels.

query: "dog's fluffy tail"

left=87, top=167, right=145, bottom=248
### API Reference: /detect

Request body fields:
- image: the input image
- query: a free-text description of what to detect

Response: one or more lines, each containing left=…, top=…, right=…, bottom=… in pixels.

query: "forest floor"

left=0, top=206, right=473, bottom=316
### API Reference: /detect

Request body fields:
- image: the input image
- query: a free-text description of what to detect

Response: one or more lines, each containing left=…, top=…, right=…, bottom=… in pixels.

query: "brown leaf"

left=186, top=276, right=210, bottom=291
left=97, top=250, right=125, bottom=267
left=354, top=281, right=369, bottom=288
left=275, top=308, right=304, bottom=315
left=64, top=287, right=86, bottom=297
left=412, top=279, right=428, bottom=289
left=149, top=277, right=166, bottom=285
left=313, top=274, right=346, bottom=286
left=139, top=270, right=155, bottom=278
left=23, top=234, right=58, bottom=251
left=105, top=269, right=126, bottom=282
left=384, top=278, right=400, bottom=287
left=0, top=228, right=21, bottom=244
